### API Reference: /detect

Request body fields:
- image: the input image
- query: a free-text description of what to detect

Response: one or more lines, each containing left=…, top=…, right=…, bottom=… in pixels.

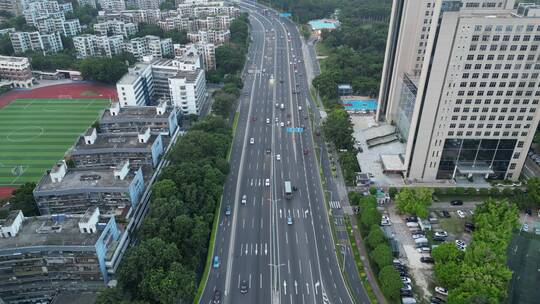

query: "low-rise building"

left=116, top=62, right=154, bottom=106
left=9, top=31, right=63, bottom=55
left=0, top=55, right=35, bottom=88
left=98, top=101, right=179, bottom=136
left=77, top=0, right=97, bottom=8
left=67, top=127, right=164, bottom=168
left=0, top=208, right=122, bottom=304
left=33, top=160, right=146, bottom=217
left=98, top=0, right=126, bottom=12
left=174, top=42, right=215, bottom=70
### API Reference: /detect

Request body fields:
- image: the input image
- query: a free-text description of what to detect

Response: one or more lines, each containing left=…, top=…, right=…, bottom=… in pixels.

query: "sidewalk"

left=331, top=148, right=388, bottom=304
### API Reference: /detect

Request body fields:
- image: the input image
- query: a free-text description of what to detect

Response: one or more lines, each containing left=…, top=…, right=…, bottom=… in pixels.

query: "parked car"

left=433, top=236, right=446, bottom=242
left=401, top=284, right=412, bottom=292
left=401, top=277, right=412, bottom=284
left=430, top=296, right=446, bottom=304
left=434, top=231, right=448, bottom=238
left=450, top=200, right=463, bottom=206
left=405, top=216, right=418, bottom=222
left=400, top=290, right=414, bottom=297
left=464, top=222, right=475, bottom=233
left=456, top=210, right=466, bottom=218
left=441, top=210, right=451, bottom=218
left=412, top=233, right=425, bottom=239
left=417, top=247, right=431, bottom=253
left=435, top=286, right=448, bottom=296
left=420, top=256, right=435, bottom=263
left=406, top=222, right=419, bottom=228
left=393, top=259, right=404, bottom=266
left=522, top=223, right=529, bottom=232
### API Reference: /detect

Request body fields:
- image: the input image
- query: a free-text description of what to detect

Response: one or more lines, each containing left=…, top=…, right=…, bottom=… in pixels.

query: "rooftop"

left=0, top=215, right=103, bottom=251
left=35, top=167, right=140, bottom=193
left=0, top=55, right=29, bottom=63
left=99, top=105, right=174, bottom=122
left=117, top=62, right=151, bottom=85
left=308, top=19, right=340, bottom=30
left=170, top=69, right=203, bottom=82
left=70, top=132, right=158, bottom=154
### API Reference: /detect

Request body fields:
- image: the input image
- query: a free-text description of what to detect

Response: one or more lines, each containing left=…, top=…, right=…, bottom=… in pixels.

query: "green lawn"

left=0, top=98, right=110, bottom=186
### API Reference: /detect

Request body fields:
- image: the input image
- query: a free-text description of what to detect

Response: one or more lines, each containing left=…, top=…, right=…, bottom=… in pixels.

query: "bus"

left=284, top=181, right=292, bottom=199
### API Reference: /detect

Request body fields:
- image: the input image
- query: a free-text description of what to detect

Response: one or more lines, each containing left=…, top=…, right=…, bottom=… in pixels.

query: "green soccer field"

left=0, top=98, right=110, bottom=186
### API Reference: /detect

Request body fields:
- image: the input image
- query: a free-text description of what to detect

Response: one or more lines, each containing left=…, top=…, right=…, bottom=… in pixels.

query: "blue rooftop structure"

left=279, top=12, right=292, bottom=17
left=308, top=19, right=340, bottom=30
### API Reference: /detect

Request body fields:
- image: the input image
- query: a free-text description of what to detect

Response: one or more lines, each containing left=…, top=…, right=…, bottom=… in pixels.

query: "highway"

left=200, top=2, right=359, bottom=303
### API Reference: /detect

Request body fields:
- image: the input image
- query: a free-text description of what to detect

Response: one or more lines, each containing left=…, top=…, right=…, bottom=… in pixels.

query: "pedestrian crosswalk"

left=240, top=242, right=268, bottom=256
left=329, top=201, right=341, bottom=209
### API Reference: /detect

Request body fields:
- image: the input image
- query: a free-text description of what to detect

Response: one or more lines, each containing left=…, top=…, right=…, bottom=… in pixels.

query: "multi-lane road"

left=201, top=2, right=363, bottom=303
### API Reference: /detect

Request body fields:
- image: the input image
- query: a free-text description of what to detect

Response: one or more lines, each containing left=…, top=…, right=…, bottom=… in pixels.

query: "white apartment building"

left=63, top=19, right=81, bottom=37
left=77, top=0, right=97, bottom=8
left=22, top=0, right=63, bottom=25
left=174, top=42, right=215, bottom=70
left=116, top=62, right=154, bottom=107
left=169, top=68, right=206, bottom=115
left=98, top=0, right=126, bottom=12
left=9, top=31, right=63, bottom=55
left=378, top=0, right=540, bottom=182
left=187, top=29, right=229, bottom=46
left=93, top=20, right=138, bottom=37
left=0, top=0, right=22, bottom=15
left=0, top=55, right=35, bottom=88
left=158, top=16, right=197, bottom=32
left=73, top=34, right=124, bottom=58
left=135, top=0, right=162, bottom=10
left=36, top=17, right=81, bottom=37
left=124, top=35, right=173, bottom=60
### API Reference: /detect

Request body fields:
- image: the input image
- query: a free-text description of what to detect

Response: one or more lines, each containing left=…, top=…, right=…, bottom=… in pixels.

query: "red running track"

left=0, top=82, right=116, bottom=198
left=0, top=82, right=117, bottom=109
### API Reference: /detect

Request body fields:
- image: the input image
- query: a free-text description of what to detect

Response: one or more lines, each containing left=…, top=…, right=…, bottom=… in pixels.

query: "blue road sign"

left=286, top=127, right=304, bottom=133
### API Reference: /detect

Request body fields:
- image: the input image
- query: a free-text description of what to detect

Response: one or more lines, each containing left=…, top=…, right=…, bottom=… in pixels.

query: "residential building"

left=9, top=31, right=63, bottom=55
left=73, top=34, right=124, bottom=58
left=93, top=20, right=138, bottom=37
left=98, top=101, right=179, bottom=136
left=135, top=0, right=162, bottom=10
left=0, top=208, right=122, bottom=304
left=158, top=16, right=197, bottom=32
left=62, top=19, right=81, bottom=36
left=67, top=127, right=165, bottom=168
left=169, top=68, right=206, bottom=114
left=174, top=42, right=216, bottom=70
left=22, top=0, right=63, bottom=25
left=98, top=0, right=126, bottom=12
left=0, top=55, right=34, bottom=88
left=124, top=35, right=173, bottom=60
left=187, top=29, right=229, bottom=46
left=0, top=28, right=15, bottom=36
left=0, top=0, right=22, bottom=15
left=377, top=0, right=540, bottom=181
left=116, top=62, right=154, bottom=106
left=151, top=58, right=187, bottom=98
left=33, top=160, right=146, bottom=216
left=77, top=0, right=97, bottom=8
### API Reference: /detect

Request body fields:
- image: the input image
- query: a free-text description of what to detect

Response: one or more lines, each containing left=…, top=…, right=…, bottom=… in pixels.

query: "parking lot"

left=384, top=200, right=479, bottom=302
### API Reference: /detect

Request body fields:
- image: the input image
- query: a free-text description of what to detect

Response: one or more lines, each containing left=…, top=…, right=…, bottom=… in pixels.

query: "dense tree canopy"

left=395, top=187, right=433, bottom=218
left=323, top=108, right=354, bottom=150
left=79, top=57, right=128, bottom=84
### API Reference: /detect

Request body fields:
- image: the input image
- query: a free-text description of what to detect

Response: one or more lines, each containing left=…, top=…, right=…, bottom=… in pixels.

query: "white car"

left=241, top=194, right=247, bottom=205
left=435, top=287, right=448, bottom=296
left=280, top=122, right=285, bottom=127
left=522, top=223, right=529, bottom=232
left=434, top=231, right=448, bottom=237
left=456, top=210, right=466, bottom=218
left=266, top=118, right=270, bottom=124
left=412, top=234, right=425, bottom=239
left=401, top=277, right=411, bottom=284
left=298, top=106, right=302, bottom=111
left=249, top=137, right=255, bottom=144
left=276, top=154, right=281, bottom=161
left=380, top=219, right=391, bottom=226
left=275, top=117, right=279, bottom=122
left=265, top=179, right=270, bottom=187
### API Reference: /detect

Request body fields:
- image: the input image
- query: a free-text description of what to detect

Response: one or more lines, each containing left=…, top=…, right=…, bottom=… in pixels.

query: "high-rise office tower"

left=378, top=0, right=540, bottom=181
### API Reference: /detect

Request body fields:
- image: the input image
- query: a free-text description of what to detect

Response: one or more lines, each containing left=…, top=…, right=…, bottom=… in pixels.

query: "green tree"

left=79, top=56, right=128, bottom=84
left=135, top=23, right=164, bottom=38
left=378, top=265, right=402, bottom=301
left=165, top=29, right=188, bottom=44
left=359, top=195, right=377, bottom=209
left=434, top=261, right=462, bottom=289
left=365, top=225, right=385, bottom=249
left=8, top=182, right=39, bottom=216
left=152, top=179, right=177, bottom=198
left=394, top=187, right=433, bottom=218
left=322, top=108, right=354, bottom=150
left=212, top=92, right=236, bottom=118
left=160, top=0, right=176, bottom=10
left=95, top=287, right=126, bottom=304
left=0, top=34, right=14, bottom=56
left=524, top=177, right=540, bottom=208
left=370, top=243, right=393, bottom=270
left=348, top=191, right=362, bottom=206
left=432, top=242, right=463, bottom=263
left=359, top=206, right=381, bottom=231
